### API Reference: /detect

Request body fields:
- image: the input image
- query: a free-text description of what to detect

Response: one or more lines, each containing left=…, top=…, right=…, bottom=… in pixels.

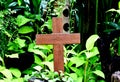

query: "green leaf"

left=34, top=45, right=53, bottom=52
left=0, top=57, right=4, bottom=65
left=85, top=47, right=99, bottom=59
left=42, top=62, right=54, bottom=71
left=0, top=66, right=6, bottom=71
left=104, top=22, right=120, bottom=29
left=33, top=66, right=42, bottom=72
left=9, top=68, right=21, bottom=78
left=32, top=49, right=47, bottom=58
left=12, top=78, right=24, bottom=82
left=70, top=67, right=83, bottom=76
left=16, top=15, right=31, bottom=27
left=0, top=69, right=13, bottom=79
left=28, top=43, right=35, bottom=52
left=17, top=0, right=22, bottom=6
left=18, top=26, right=34, bottom=34
left=119, top=1, right=120, bottom=9
left=34, top=55, right=42, bottom=65
left=70, top=57, right=85, bottom=67
left=42, top=18, right=52, bottom=30
left=106, top=8, right=120, bottom=15
left=15, top=38, right=26, bottom=48
left=46, top=54, right=53, bottom=61
left=93, top=70, right=105, bottom=79
left=6, top=53, right=19, bottom=58
left=69, top=73, right=77, bottom=80
left=86, top=34, right=99, bottom=50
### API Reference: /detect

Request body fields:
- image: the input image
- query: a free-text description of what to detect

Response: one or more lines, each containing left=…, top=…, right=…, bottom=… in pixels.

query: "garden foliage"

left=0, top=0, right=119, bottom=82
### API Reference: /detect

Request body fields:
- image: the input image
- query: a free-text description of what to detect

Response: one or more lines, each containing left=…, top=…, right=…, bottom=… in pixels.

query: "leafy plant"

left=64, top=34, right=105, bottom=82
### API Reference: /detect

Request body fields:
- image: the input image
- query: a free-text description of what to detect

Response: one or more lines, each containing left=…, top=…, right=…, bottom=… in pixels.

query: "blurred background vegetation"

left=0, top=0, right=120, bottom=82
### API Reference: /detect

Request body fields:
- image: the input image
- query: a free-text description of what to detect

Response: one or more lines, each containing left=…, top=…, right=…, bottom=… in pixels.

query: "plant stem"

left=95, top=0, right=98, bottom=34
left=84, top=59, right=88, bottom=82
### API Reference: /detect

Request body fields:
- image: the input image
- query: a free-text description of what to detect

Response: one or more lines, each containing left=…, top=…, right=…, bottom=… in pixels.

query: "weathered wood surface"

left=36, top=33, right=80, bottom=44
left=36, top=17, right=80, bottom=72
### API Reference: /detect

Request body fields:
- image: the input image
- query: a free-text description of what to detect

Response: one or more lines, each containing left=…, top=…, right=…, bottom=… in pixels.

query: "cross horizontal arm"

left=36, top=33, right=80, bottom=44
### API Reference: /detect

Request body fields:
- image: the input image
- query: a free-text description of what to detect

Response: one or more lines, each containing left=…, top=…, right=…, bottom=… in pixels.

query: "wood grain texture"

left=54, top=44, right=64, bottom=72
left=36, top=33, right=80, bottom=44
left=36, top=17, right=80, bottom=72
left=52, top=17, right=63, bottom=33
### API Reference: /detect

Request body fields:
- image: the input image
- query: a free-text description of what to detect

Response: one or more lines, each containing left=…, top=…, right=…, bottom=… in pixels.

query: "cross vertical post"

left=52, top=18, right=64, bottom=72
left=36, top=17, right=80, bottom=72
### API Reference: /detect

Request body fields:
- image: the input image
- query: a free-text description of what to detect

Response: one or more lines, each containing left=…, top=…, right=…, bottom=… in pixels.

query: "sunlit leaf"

left=86, top=34, right=99, bottom=50
left=0, top=69, right=13, bottom=79
left=31, top=49, right=47, bottom=58
left=0, top=57, right=4, bottom=65
left=17, top=0, right=22, bottom=6
left=16, top=15, right=31, bottom=27
left=34, top=55, right=42, bottom=65
left=93, top=70, right=105, bottom=79
left=46, top=54, right=53, bottom=61
left=33, top=66, right=42, bottom=72
left=85, top=47, right=99, bottom=59
left=119, top=1, right=120, bottom=9
left=42, top=62, right=54, bottom=71
left=9, top=68, right=21, bottom=78
left=12, top=78, right=24, bottom=82
left=70, top=57, right=85, bottom=67
left=69, top=73, right=77, bottom=80
left=18, top=26, right=34, bottom=34
left=15, top=38, right=26, bottom=48
left=5, top=53, right=19, bottom=58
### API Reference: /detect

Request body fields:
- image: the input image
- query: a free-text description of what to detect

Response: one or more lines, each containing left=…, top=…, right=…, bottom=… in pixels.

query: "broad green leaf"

left=45, top=54, right=53, bottom=61
left=0, top=69, right=13, bottom=79
left=34, top=45, right=53, bottom=52
left=42, top=18, right=52, bottom=30
left=0, top=57, right=4, bottom=65
left=4, top=31, right=12, bottom=37
left=85, top=47, right=99, bottom=59
left=93, top=70, right=105, bottom=79
left=0, top=80, right=4, bottom=82
left=33, top=66, right=42, bottom=72
left=119, top=1, right=120, bottom=9
left=42, top=62, right=54, bottom=71
left=18, top=26, right=34, bottom=34
left=70, top=67, right=83, bottom=76
left=28, top=43, right=35, bottom=51
left=35, top=14, right=41, bottom=21
left=76, top=77, right=83, bottom=82
left=106, top=8, right=120, bottom=15
left=70, top=57, right=85, bottom=67
left=104, top=22, right=120, bottom=29
left=16, top=15, right=31, bottom=27
left=0, top=66, right=5, bottom=71
left=69, top=73, right=77, bottom=80
left=9, top=68, right=21, bottom=78
left=5, top=53, right=19, bottom=58
left=12, top=78, right=24, bottom=82
left=106, top=8, right=116, bottom=13
left=31, top=49, right=47, bottom=58
left=17, top=0, right=22, bottom=6
left=15, top=38, right=26, bottom=48
left=86, top=34, right=99, bottom=50
left=34, top=55, right=42, bottom=65
left=9, top=2, right=18, bottom=7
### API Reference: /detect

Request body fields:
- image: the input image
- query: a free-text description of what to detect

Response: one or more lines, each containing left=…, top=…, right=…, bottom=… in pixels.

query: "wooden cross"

left=36, top=17, right=80, bottom=72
